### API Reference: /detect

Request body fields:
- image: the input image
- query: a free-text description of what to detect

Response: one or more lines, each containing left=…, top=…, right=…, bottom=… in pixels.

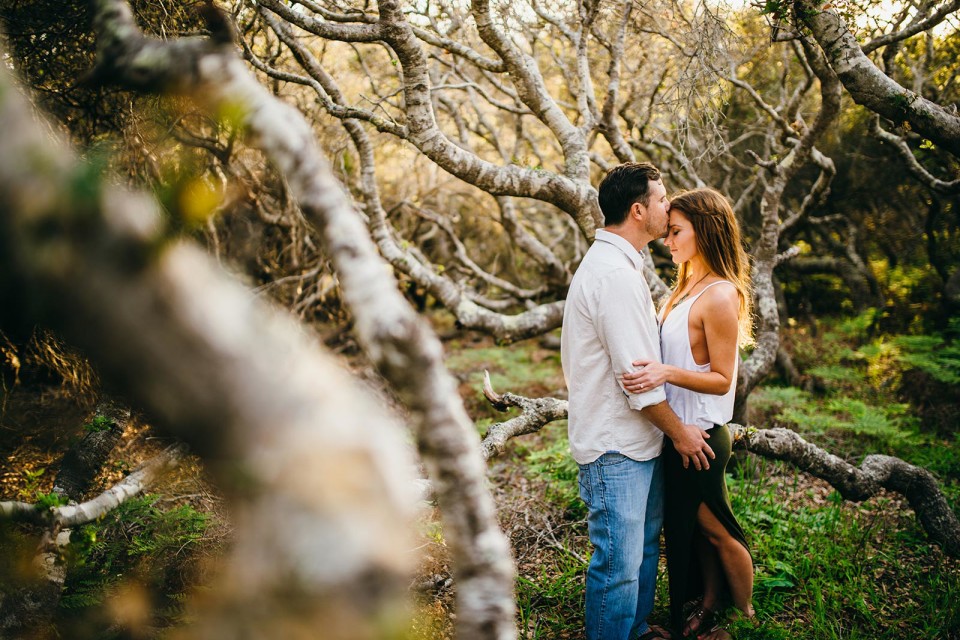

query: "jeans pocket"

left=578, top=465, right=591, bottom=507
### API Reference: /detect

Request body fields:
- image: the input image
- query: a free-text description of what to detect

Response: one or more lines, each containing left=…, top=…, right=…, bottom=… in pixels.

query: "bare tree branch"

left=861, top=0, right=960, bottom=54
left=796, top=0, right=960, bottom=157
left=470, top=0, right=590, bottom=183
left=6, top=1, right=524, bottom=635
left=1, top=52, right=421, bottom=636
left=479, top=382, right=960, bottom=558
left=0, top=444, right=188, bottom=528
left=93, top=2, right=523, bottom=635
left=735, top=36, right=843, bottom=414
left=870, top=115, right=960, bottom=193
left=479, top=371, right=567, bottom=460
left=737, top=427, right=960, bottom=558
left=257, top=0, right=382, bottom=42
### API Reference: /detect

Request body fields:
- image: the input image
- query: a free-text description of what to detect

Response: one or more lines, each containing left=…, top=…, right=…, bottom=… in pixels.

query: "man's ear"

left=630, top=201, right=645, bottom=220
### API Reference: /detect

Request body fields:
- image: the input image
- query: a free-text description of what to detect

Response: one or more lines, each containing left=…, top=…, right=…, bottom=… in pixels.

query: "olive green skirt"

left=663, top=423, right=751, bottom=631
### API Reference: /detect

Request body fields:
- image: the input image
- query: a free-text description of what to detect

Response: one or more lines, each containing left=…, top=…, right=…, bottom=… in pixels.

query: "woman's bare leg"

left=682, top=532, right=724, bottom=636
left=696, top=503, right=755, bottom=617
left=696, top=533, right=722, bottom=612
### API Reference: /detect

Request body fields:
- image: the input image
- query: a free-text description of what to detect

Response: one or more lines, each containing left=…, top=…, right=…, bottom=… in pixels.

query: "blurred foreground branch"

left=86, top=0, right=518, bottom=636
left=0, top=55, right=420, bottom=638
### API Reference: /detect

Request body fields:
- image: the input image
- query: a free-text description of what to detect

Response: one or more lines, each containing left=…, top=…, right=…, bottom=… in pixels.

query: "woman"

left=622, top=188, right=755, bottom=640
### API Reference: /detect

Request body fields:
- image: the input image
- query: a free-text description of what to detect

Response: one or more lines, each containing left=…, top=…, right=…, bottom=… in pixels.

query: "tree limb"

left=869, top=115, right=960, bottom=194
left=85, top=2, right=520, bottom=636
left=479, top=382, right=960, bottom=558
left=736, top=427, right=960, bottom=558
left=861, top=0, right=960, bottom=54
left=1, top=35, right=421, bottom=639
left=56, top=444, right=187, bottom=527
left=479, top=371, right=567, bottom=460
left=796, top=0, right=960, bottom=158
left=0, top=444, right=187, bottom=527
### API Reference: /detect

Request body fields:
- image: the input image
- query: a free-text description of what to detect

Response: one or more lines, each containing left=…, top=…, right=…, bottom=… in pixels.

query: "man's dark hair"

left=597, top=162, right=661, bottom=226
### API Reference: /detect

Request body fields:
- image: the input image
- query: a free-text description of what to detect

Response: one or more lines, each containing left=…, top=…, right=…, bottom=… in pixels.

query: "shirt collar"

left=594, top=228, right=646, bottom=271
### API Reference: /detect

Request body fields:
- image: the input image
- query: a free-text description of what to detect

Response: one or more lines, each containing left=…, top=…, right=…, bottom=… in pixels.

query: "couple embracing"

left=560, top=163, right=755, bottom=640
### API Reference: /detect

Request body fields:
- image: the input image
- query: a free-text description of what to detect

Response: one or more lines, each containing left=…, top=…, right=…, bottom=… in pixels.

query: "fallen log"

left=480, top=374, right=960, bottom=558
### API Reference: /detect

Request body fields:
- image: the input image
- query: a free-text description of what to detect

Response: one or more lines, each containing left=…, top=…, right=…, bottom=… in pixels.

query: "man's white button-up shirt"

left=561, top=229, right=667, bottom=465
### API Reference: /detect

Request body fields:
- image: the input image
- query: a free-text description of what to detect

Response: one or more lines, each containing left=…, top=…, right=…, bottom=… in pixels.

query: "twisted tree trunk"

left=795, top=0, right=960, bottom=158
left=85, top=2, right=520, bottom=637
left=0, top=53, right=421, bottom=639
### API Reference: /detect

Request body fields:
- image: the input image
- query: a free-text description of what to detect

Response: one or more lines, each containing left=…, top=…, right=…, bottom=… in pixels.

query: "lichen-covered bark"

left=734, top=427, right=960, bottom=557
left=796, top=0, right=960, bottom=158
left=0, top=56, right=419, bottom=638
left=52, top=400, right=128, bottom=501
left=85, top=2, right=519, bottom=637
left=479, top=372, right=567, bottom=459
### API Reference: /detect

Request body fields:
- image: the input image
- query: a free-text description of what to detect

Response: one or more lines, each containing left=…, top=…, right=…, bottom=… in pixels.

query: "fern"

left=893, top=334, right=960, bottom=385
left=59, top=495, right=208, bottom=622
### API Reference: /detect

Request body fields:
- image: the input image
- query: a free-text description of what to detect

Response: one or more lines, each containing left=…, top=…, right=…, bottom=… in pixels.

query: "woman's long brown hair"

left=666, top=188, right=754, bottom=347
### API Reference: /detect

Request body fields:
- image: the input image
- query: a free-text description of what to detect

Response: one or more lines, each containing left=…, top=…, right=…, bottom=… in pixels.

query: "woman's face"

left=664, top=209, right=698, bottom=265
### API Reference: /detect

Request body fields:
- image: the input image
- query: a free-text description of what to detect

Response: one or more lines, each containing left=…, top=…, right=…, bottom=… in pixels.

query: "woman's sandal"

left=682, top=604, right=713, bottom=638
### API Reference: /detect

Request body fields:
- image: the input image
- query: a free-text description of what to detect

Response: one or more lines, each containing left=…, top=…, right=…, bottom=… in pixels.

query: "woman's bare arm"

left=622, top=285, right=739, bottom=395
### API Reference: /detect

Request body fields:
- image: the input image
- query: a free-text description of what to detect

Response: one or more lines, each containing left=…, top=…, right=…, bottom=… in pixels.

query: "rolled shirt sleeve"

left=593, top=269, right=667, bottom=410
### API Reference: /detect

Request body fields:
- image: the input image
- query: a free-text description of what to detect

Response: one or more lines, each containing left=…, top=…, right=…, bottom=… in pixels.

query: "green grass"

left=734, top=455, right=960, bottom=638
left=444, top=334, right=565, bottom=420
left=523, top=424, right=582, bottom=517
left=445, top=338, right=563, bottom=392
left=516, top=549, right=586, bottom=639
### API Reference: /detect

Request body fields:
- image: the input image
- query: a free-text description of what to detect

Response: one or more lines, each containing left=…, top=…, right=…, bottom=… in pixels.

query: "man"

left=561, top=162, right=715, bottom=640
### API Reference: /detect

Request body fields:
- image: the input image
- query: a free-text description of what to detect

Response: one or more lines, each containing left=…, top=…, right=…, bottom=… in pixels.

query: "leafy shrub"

left=58, top=495, right=208, bottom=630
left=889, top=325, right=960, bottom=433
left=83, top=415, right=114, bottom=433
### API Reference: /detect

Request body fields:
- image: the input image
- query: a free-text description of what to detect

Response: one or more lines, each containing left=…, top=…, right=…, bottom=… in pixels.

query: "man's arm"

left=640, top=401, right=714, bottom=471
left=593, top=268, right=713, bottom=469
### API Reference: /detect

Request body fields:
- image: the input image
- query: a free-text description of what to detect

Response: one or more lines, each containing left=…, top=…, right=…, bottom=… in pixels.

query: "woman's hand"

left=621, top=359, right=673, bottom=393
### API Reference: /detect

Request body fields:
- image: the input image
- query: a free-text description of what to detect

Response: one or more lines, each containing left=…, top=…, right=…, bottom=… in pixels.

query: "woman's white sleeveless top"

left=658, top=281, right=737, bottom=430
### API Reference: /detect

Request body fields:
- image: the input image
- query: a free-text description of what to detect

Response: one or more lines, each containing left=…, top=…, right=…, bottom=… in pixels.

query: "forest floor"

left=2, top=318, right=959, bottom=639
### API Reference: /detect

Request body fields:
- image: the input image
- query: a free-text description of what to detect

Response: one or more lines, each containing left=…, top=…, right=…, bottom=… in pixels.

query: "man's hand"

left=673, top=425, right=714, bottom=471
left=639, top=401, right=715, bottom=470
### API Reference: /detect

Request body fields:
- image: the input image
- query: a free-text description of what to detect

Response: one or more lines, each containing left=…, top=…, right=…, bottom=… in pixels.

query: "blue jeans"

left=578, top=453, right=664, bottom=640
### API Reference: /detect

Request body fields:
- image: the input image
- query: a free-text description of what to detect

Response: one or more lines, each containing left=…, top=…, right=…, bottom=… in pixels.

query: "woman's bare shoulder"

left=697, top=280, right=739, bottom=315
